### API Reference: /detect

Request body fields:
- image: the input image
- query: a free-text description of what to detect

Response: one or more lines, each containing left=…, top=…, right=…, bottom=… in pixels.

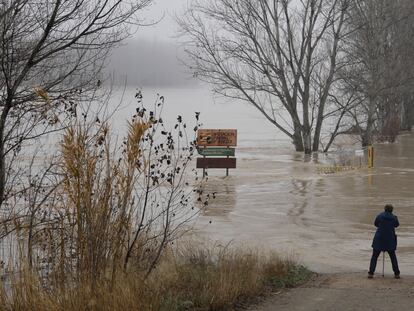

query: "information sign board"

left=197, top=129, right=237, bottom=147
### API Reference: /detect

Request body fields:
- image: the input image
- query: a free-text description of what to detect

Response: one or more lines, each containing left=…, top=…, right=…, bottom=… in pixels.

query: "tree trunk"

left=303, top=130, right=312, bottom=154
left=401, top=98, right=414, bottom=131
left=362, top=95, right=376, bottom=147
left=312, top=119, right=322, bottom=152
left=0, top=137, right=5, bottom=207
left=362, top=115, right=374, bottom=147
left=292, top=123, right=304, bottom=152
left=0, top=103, right=11, bottom=207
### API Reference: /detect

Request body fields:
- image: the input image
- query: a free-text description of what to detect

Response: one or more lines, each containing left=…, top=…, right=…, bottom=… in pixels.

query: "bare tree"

left=179, top=0, right=349, bottom=154
left=379, top=0, right=414, bottom=138
left=0, top=0, right=153, bottom=207
left=341, top=0, right=414, bottom=146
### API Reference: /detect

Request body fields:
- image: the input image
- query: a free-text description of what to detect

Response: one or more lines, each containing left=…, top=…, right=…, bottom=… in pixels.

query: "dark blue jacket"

left=372, top=211, right=399, bottom=251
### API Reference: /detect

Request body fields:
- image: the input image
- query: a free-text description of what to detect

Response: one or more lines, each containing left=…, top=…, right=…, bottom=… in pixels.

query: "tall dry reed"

left=1, top=94, right=205, bottom=292
left=0, top=244, right=311, bottom=311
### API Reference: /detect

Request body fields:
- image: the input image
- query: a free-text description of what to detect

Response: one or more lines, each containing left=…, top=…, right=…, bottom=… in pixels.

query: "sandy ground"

left=249, top=273, right=414, bottom=311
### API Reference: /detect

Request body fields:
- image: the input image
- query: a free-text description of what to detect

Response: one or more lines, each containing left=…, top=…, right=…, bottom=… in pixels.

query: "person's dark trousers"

left=369, top=249, right=400, bottom=275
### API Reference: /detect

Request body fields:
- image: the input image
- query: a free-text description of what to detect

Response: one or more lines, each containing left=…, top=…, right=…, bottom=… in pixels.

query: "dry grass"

left=0, top=244, right=311, bottom=311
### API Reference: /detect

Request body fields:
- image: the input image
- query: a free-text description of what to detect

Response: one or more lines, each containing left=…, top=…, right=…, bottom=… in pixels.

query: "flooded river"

left=4, top=87, right=412, bottom=276
left=195, top=134, right=414, bottom=275
left=115, top=87, right=414, bottom=275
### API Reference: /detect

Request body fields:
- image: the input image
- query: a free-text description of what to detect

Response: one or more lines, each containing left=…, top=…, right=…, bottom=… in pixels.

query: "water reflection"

left=201, top=177, right=236, bottom=217
left=198, top=133, right=414, bottom=275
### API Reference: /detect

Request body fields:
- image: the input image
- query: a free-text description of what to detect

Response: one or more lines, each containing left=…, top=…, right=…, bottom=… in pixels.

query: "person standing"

left=368, top=204, right=400, bottom=278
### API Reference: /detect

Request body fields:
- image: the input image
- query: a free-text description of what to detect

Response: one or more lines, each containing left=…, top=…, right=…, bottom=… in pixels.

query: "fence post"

left=368, top=145, right=374, bottom=168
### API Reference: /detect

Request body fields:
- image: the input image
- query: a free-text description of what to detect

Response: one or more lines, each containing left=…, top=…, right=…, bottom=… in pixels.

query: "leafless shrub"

left=0, top=0, right=154, bottom=206
left=0, top=93, right=209, bottom=292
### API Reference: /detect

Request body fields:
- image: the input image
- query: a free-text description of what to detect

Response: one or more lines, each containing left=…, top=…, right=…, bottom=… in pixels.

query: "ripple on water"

left=198, top=133, right=414, bottom=275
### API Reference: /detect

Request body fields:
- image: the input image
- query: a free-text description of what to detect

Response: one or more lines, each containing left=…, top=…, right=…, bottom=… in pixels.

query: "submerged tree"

left=179, top=0, right=350, bottom=154
left=0, top=0, right=153, bottom=207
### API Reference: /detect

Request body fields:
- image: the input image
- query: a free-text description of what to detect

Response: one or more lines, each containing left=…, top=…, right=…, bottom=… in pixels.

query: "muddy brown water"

left=195, top=133, right=414, bottom=275
left=3, top=87, right=413, bottom=276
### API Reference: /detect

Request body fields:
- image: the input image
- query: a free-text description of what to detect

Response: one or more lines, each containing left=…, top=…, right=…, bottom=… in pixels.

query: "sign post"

left=203, top=146, right=206, bottom=177
left=226, top=145, right=229, bottom=177
left=196, top=129, right=237, bottom=176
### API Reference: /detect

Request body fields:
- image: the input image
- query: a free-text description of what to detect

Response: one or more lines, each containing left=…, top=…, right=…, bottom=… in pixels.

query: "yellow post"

left=368, top=145, right=374, bottom=168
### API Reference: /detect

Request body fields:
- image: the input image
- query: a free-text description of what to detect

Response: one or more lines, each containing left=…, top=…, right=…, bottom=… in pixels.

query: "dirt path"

left=250, top=273, right=414, bottom=311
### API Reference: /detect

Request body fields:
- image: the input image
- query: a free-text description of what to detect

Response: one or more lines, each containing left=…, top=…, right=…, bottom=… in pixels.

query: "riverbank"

left=0, top=245, right=311, bottom=311
left=250, top=272, right=414, bottom=311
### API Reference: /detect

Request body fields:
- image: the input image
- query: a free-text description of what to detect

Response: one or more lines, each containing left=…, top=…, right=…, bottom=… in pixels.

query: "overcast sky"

left=137, top=0, right=189, bottom=41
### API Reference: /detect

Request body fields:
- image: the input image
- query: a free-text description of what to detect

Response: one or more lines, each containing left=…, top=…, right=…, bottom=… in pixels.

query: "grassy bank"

left=0, top=245, right=311, bottom=311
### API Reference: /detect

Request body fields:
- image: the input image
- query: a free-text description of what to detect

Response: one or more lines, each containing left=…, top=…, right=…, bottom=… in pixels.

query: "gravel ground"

left=249, top=273, right=414, bottom=311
